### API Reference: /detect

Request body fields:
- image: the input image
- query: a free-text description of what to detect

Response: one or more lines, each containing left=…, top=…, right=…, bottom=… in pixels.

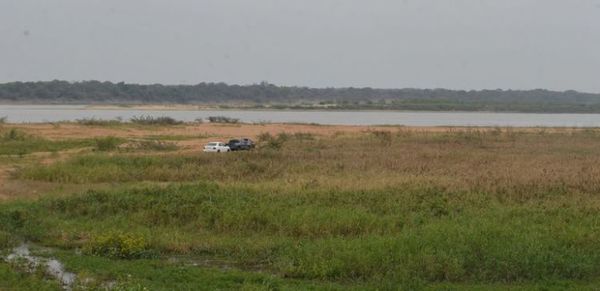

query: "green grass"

left=5, top=128, right=600, bottom=289
left=4, top=183, right=600, bottom=288
left=94, top=136, right=125, bottom=152
left=39, top=250, right=364, bottom=290
left=0, top=128, right=96, bottom=155
left=0, top=262, right=61, bottom=290
left=19, top=153, right=279, bottom=183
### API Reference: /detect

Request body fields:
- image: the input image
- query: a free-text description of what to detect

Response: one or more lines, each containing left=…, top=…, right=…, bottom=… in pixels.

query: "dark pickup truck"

left=227, top=138, right=255, bottom=151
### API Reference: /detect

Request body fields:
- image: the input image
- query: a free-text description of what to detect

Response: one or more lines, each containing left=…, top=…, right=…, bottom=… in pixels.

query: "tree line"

left=2, top=80, right=600, bottom=112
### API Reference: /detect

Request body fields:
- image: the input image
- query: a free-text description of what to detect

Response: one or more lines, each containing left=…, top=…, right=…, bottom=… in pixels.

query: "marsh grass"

left=369, top=130, right=393, bottom=146
left=0, top=128, right=95, bottom=156
left=44, top=250, right=364, bottom=290
left=6, top=128, right=600, bottom=288
left=20, top=129, right=600, bottom=196
left=0, top=262, right=61, bottom=290
left=4, top=182, right=600, bottom=287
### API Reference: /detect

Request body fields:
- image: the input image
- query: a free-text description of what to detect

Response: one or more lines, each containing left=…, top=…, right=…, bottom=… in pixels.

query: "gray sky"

left=1, top=0, right=600, bottom=92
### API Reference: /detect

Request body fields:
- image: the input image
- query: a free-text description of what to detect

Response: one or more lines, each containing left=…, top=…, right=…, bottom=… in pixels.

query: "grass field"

left=2, top=123, right=600, bottom=290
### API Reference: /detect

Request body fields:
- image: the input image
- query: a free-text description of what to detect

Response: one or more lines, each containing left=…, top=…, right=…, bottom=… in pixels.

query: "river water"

left=2, top=105, right=600, bottom=127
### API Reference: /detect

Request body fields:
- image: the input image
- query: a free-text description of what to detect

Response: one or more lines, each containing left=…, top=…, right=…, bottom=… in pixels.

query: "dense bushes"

left=130, top=115, right=182, bottom=125
left=77, top=118, right=123, bottom=126
left=208, top=116, right=240, bottom=124
left=84, top=232, right=151, bottom=259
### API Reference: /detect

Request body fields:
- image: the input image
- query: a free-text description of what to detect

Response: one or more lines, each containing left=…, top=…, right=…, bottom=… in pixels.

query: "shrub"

left=1, top=128, right=27, bottom=141
left=293, top=132, right=315, bottom=141
left=268, top=139, right=285, bottom=150
left=257, top=132, right=286, bottom=150
left=208, top=116, right=240, bottom=124
left=276, top=133, right=290, bottom=142
left=84, top=232, right=150, bottom=259
left=253, top=120, right=269, bottom=126
left=131, top=115, right=182, bottom=125
left=370, top=130, right=392, bottom=146
left=77, top=118, right=122, bottom=126
left=257, top=132, right=273, bottom=143
left=0, top=116, right=7, bottom=124
left=94, top=137, right=122, bottom=151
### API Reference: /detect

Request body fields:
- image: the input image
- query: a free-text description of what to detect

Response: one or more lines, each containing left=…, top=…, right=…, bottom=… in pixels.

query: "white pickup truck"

left=203, top=142, right=231, bottom=153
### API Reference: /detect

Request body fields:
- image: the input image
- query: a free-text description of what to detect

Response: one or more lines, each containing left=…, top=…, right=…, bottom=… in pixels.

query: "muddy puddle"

left=4, top=243, right=76, bottom=290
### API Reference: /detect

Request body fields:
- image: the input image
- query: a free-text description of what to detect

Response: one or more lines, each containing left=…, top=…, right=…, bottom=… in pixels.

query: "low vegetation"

left=257, top=132, right=288, bottom=150
left=0, top=128, right=95, bottom=156
left=3, top=125, right=600, bottom=289
left=93, top=136, right=124, bottom=152
left=129, top=140, right=179, bottom=151
left=84, top=231, right=151, bottom=259
left=0, top=263, right=61, bottom=290
left=130, top=115, right=183, bottom=125
left=76, top=117, right=123, bottom=126
left=208, top=116, right=240, bottom=124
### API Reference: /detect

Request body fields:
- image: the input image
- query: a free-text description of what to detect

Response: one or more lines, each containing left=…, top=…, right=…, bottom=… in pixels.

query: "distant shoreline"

left=3, top=81, right=600, bottom=114
left=0, top=103, right=598, bottom=115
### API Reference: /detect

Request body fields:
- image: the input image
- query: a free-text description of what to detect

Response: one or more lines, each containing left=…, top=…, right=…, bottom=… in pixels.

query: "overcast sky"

left=1, top=0, right=600, bottom=91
